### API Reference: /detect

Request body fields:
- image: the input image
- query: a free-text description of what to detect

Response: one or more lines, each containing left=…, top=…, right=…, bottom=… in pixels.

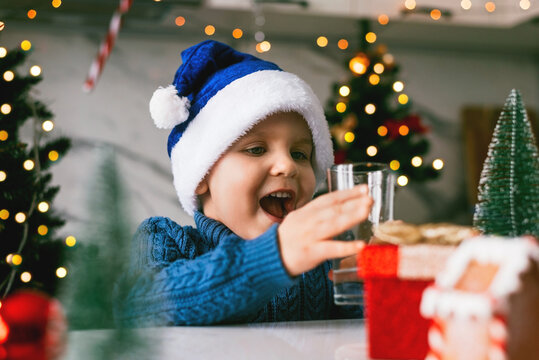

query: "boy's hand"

left=277, top=185, right=373, bottom=277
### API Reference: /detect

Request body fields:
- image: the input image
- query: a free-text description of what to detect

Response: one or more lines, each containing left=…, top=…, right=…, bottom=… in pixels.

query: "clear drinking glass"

left=327, top=162, right=395, bottom=305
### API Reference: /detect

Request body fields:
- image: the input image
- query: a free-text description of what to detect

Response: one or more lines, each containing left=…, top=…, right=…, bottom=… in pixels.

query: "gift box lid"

left=358, top=244, right=456, bottom=280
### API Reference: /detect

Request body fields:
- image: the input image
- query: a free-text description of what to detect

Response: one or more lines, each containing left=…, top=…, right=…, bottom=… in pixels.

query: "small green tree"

left=62, top=146, right=150, bottom=358
left=0, top=48, right=71, bottom=298
left=473, top=89, right=539, bottom=238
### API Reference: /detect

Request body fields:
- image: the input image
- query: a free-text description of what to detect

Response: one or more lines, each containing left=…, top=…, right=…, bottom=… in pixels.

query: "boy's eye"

left=245, top=147, right=265, bottom=155
left=291, top=151, right=309, bottom=160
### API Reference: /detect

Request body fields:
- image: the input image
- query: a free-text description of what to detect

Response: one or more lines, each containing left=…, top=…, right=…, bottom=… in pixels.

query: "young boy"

left=115, top=40, right=372, bottom=326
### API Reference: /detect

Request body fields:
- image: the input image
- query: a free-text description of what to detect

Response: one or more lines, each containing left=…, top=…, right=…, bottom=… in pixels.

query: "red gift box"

left=358, top=245, right=455, bottom=360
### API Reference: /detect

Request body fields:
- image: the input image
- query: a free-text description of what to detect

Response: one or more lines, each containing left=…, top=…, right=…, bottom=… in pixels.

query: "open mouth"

left=259, top=191, right=295, bottom=221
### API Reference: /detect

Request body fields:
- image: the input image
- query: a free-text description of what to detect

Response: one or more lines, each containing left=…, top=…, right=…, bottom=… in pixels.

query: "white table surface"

left=65, top=319, right=370, bottom=360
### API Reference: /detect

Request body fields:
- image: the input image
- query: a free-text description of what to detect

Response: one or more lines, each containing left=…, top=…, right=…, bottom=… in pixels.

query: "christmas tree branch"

left=1, top=99, right=42, bottom=298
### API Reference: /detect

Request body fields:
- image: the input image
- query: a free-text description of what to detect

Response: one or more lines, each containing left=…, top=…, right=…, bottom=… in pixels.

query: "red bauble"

left=0, top=290, right=67, bottom=360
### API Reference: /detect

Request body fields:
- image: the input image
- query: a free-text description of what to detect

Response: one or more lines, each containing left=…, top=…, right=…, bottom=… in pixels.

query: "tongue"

left=260, top=197, right=285, bottom=219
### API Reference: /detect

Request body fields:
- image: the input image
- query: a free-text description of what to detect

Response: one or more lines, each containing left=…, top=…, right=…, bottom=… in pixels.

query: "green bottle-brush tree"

left=473, top=89, right=539, bottom=238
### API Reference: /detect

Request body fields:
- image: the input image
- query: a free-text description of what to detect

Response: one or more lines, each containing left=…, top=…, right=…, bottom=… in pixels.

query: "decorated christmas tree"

left=325, top=21, right=440, bottom=186
left=0, top=48, right=71, bottom=298
left=473, top=89, right=539, bottom=238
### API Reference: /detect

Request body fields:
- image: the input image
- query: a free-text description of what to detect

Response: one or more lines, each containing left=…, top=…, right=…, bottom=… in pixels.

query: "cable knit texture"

left=114, top=212, right=363, bottom=326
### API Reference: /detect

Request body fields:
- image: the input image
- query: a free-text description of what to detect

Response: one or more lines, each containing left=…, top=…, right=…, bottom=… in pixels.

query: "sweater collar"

left=194, top=211, right=235, bottom=247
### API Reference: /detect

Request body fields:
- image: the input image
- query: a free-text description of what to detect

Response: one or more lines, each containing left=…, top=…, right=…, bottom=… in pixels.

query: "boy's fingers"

left=308, top=185, right=369, bottom=211
left=312, top=197, right=373, bottom=240
left=313, top=240, right=365, bottom=261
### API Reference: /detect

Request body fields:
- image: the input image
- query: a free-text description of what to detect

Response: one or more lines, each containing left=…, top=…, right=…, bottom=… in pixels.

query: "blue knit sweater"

left=115, top=212, right=362, bottom=326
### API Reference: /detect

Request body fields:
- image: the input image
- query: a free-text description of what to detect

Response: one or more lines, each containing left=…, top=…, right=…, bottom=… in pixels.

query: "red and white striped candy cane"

left=83, top=0, right=133, bottom=92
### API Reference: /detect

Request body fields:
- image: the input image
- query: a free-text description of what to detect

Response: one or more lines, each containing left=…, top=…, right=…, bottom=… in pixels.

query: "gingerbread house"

left=420, top=236, right=539, bottom=360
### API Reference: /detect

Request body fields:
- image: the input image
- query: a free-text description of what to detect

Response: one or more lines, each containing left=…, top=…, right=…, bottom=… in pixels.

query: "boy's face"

left=196, top=111, right=316, bottom=239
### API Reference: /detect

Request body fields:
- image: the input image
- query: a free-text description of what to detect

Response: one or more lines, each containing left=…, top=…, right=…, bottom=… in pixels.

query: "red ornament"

left=383, top=114, right=429, bottom=140
left=334, top=149, right=348, bottom=164
left=0, top=290, right=67, bottom=360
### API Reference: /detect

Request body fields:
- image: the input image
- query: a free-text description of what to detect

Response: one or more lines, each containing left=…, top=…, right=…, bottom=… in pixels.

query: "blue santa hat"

left=149, top=40, right=333, bottom=215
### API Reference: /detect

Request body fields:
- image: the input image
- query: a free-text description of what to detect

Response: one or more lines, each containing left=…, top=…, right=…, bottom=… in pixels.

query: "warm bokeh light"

left=204, top=25, right=215, bottom=36
left=38, top=225, right=48, bottom=236
left=0, top=130, right=7, bottom=141
left=65, top=236, right=77, bottom=247
left=11, top=254, right=22, bottom=266
left=520, top=0, right=531, bottom=10
left=3, top=71, right=14, bottom=82
left=366, top=146, right=378, bottom=157
left=21, top=40, right=32, bottom=51
left=365, top=104, right=376, bottom=115
left=339, top=85, right=350, bottom=97
left=23, top=159, right=35, bottom=170
left=21, top=272, right=32, bottom=283
left=232, top=28, right=243, bottom=39
left=175, top=16, right=185, bottom=27
left=377, top=126, right=388, bottom=136
left=337, top=39, right=348, bottom=50
left=433, top=158, right=444, bottom=170
left=27, top=9, right=37, bottom=19
left=399, top=125, right=410, bottom=136
left=336, top=102, right=347, bottom=113
left=15, top=212, right=26, bottom=223
left=369, top=74, right=380, bottom=85
left=259, top=41, right=271, bottom=52
left=349, top=53, right=370, bottom=75
left=51, top=0, right=62, bottom=8
left=373, top=63, right=384, bottom=74
left=397, top=175, right=409, bottom=186
left=461, top=0, right=472, bottom=10
left=42, top=120, right=54, bottom=132
left=344, top=132, right=355, bottom=143
left=411, top=156, right=423, bottom=167
left=0, top=47, right=6, bottom=58
left=383, top=53, right=394, bottom=65
left=48, top=150, right=59, bottom=161
left=0, top=209, right=8, bottom=220
left=393, top=81, right=404, bottom=92
left=316, top=36, right=328, bottom=47
left=56, top=267, right=67, bottom=278
left=0, top=171, right=5, bottom=182
left=485, top=2, right=496, bottom=12
left=390, top=160, right=400, bottom=171
left=1, top=103, right=11, bottom=115
left=430, top=9, right=442, bottom=20
left=38, top=201, right=50, bottom=212
left=378, top=14, right=389, bottom=25
left=30, top=65, right=42, bottom=76
left=404, top=0, right=416, bottom=10
left=365, top=32, right=377, bottom=44
left=398, top=94, right=409, bottom=105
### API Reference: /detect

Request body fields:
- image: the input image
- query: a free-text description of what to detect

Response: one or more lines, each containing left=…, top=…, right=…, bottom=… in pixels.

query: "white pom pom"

left=149, top=85, right=191, bottom=129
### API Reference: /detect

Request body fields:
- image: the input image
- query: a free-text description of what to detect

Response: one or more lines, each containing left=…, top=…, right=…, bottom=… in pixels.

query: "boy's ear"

left=195, top=179, right=209, bottom=195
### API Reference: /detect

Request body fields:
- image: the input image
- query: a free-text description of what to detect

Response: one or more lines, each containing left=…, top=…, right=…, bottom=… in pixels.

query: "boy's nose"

left=269, top=153, right=298, bottom=178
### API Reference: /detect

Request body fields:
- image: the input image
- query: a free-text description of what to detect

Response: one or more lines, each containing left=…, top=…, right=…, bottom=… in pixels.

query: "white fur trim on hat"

left=170, top=70, right=334, bottom=216
left=149, top=85, right=191, bottom=129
